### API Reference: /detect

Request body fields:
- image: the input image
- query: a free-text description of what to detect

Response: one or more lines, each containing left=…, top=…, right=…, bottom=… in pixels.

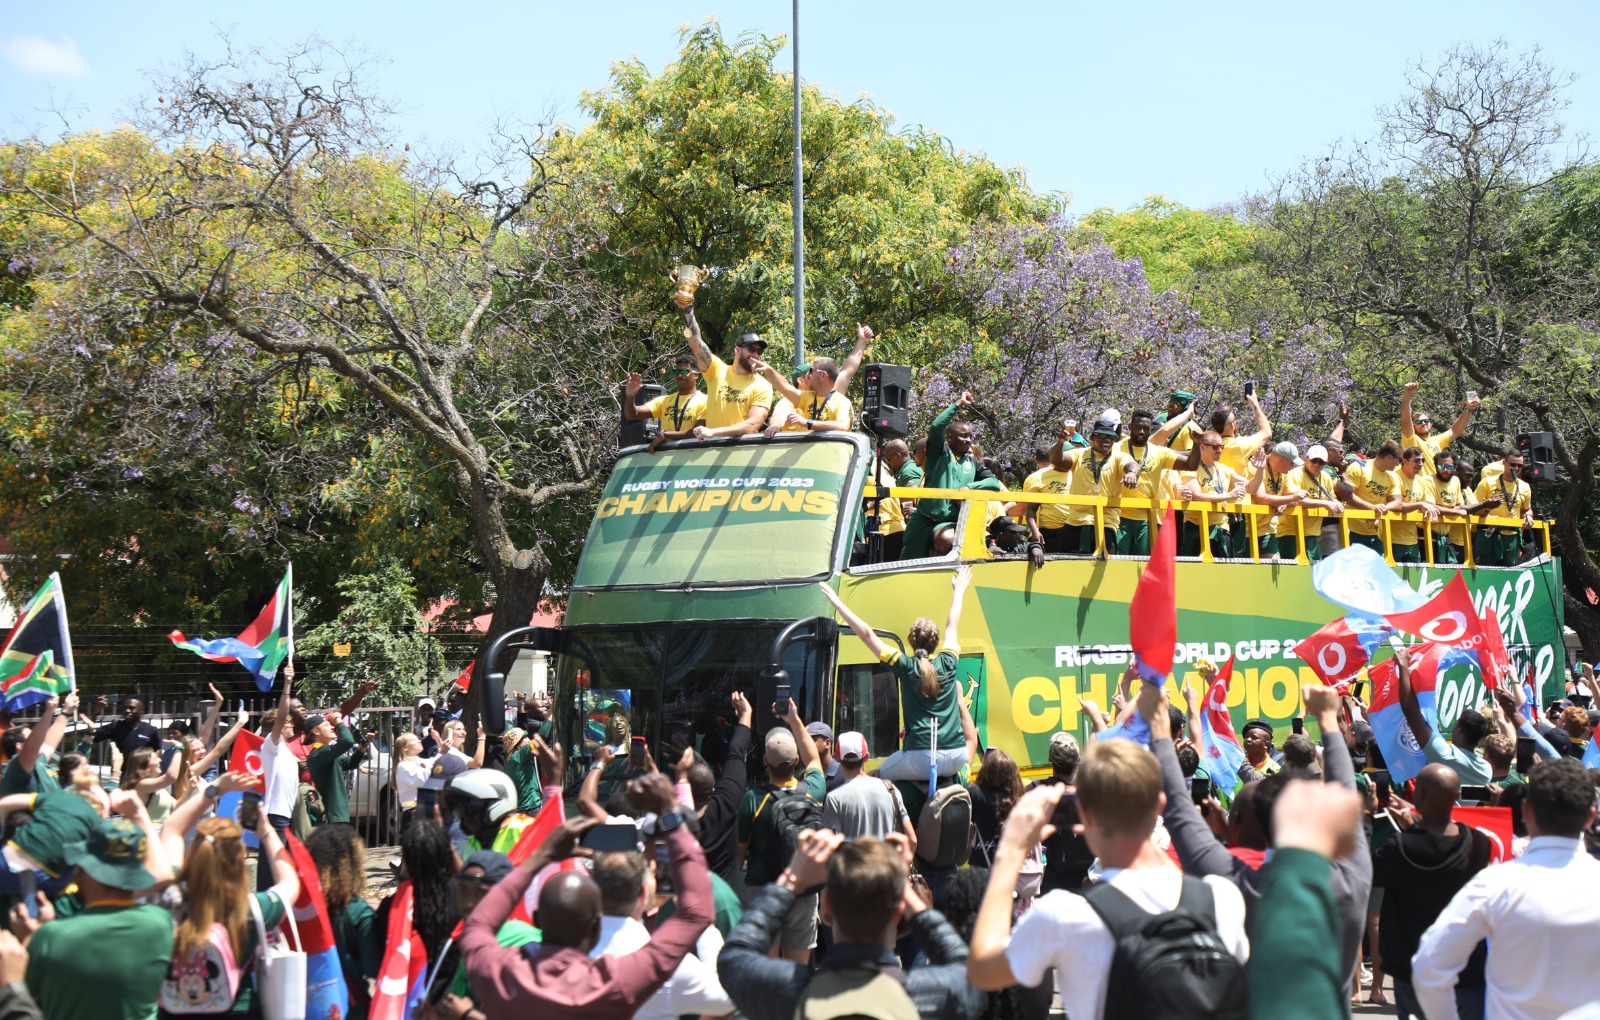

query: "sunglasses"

left=736, top=342, right=767, bottom=353
left=1203, top=443, right=1225, bottom=449
left=1309, top=457, right=1326, bottom=464
left=674, top=368, right=694, bottom=376
left=1415, top=418, right=1432, bottom=425
left=450, top=873, right=497, bottom=890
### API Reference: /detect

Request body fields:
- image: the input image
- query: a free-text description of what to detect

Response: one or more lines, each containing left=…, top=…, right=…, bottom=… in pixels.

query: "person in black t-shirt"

left=1372, top=763, right=1492, bottom=1016
left=1025, top=732, right=1094, bottom=894
left=88, top=696, right=163, bottom=758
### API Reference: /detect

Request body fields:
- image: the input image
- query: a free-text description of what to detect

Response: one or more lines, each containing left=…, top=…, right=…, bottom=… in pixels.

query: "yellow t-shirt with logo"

left=1023, top=468, right=1072, bottom=531
left=1476, top=459, right=1506, bottom=486
left=1428, top=474, right=1466, bottom=546
left=876, top=485, right=905, bottom=535
left=770, top=390, right=853, bottom=432
left=1282, top=465, right=1337, bottom=539
left=1062, top=450, right=1136, bottom=529
left=646, top=391, right=707, bottom=433
left=1474, top=475, right=1531, bottom=529
left=701, top=355, right=774, bottom=429
left=1258, top=466, right=1302, bottom=538
left=1343, top=461, right=1400, bottom=536
left=1116, top=439, right=1182, bottom=502
left=1402, top=432, right=1452, bottom=475
left=1164, top=421, right=1201, bottom=452
left=1182, top=462, right=1243, bottom=528
left=1219, top=433, right=1268, bottom=479
left=1389, top=470, right=1431, bottom=547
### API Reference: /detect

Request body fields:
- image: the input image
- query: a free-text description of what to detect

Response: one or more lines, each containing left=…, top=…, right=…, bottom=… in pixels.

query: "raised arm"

left=1400, top=382, right=1418, bottom=441
left=1329, top=402, right=1349, bottom=444
left=1445, top=392, right=1479, bottom=442
left=683, top=308, right=712, bottom=372
left=781, top=700, right=821, bottom=776
left=751, top=359, right=805, bottom=407
left=16, top=696, right=61, bottom=775
left=943, top=565, right=972, bottom=651
left=270, top=667, right=294, bottom=745
left=198, top=685, right=222, bottom=748
left=1395, top=653, right=1435, bottom=747
left=578, top=746, right=614, bottom=822
left=1149, top=403, right=1194, bottom=446
left=831, top=323, right=873, bottom=395
left=337, top=678, right=380, bottom=720
left=622, top=372, right=658, bottom=421
left=1244, top=392, right=1272, bottom=444
left=817, top=583, right=892, bottom=660
left=193, top=712, right=248, bottom=777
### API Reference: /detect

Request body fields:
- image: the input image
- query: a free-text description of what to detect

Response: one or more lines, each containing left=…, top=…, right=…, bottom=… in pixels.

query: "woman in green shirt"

left=819, top=565, right=979, bottom=780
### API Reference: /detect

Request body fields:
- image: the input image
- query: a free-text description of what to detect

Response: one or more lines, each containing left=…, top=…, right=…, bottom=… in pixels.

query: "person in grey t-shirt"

left=821, top=732, right=917, bottom=848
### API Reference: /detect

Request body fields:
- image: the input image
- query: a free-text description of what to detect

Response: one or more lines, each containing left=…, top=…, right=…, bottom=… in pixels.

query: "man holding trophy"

left=670, top=265, right=774, bottom=439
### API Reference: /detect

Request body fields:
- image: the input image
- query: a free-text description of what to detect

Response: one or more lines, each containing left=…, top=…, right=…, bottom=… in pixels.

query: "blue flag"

left=1312, top=545, right=1426, bottom=620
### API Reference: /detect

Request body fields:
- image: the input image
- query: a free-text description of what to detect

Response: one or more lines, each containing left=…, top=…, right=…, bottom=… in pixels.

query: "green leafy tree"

left=559, top=22, right=1053, bottom=378
left=297, top=560, right=442, bottom=707
left=1257, top=41, right=1600, bottom=653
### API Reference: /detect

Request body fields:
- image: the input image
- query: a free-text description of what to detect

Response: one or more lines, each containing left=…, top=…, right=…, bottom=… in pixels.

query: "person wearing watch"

left=460, top=772, right=714, bottom=1016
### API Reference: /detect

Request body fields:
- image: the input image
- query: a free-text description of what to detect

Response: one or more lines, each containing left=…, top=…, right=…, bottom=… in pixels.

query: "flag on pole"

left=1294, top=615, right=1394, bottom=688
left=1477, top=607, right=1511, bottom=690
left=1384, top=573, right=1489, bottom=655
left=1198, top=656, right=1248, bottom=800
left=1129, top=509, right=1178, bottom=685
left=505, top=790, right=582, bottom=926
left=0, top=573, right=75, bottom=711
left=169, top=567, right=295, bottom=691
left=1366, top=655, right=1432, bottom=783
left=283, top=833, right=348, bottom=1020
left=452, top=660, right=476, bottom=691
left=1311, top=545, right=1427, bottom=619
left=1452, top=805, right=1515, bottom=863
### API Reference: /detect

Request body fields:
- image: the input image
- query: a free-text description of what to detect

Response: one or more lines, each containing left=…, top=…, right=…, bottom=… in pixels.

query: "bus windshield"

left=573, top=437, right=859, bottom=589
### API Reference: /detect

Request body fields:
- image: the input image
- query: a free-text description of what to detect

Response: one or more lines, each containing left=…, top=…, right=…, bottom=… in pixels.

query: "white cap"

left=1306, top=444, right=1329, bottom=462
left=1100, top=408, right=1122, bottom=427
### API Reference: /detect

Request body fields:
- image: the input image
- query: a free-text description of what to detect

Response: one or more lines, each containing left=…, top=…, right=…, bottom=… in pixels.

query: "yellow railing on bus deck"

left=860, top=485, right=1552, bottom=567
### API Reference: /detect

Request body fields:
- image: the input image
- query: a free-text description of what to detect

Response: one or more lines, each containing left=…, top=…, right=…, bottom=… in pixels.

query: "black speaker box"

left=1516, top=431, right=1556, bottom=482
left=620, top=381, right=665, bottom=448
left=861, top=363, right=911, bottom=439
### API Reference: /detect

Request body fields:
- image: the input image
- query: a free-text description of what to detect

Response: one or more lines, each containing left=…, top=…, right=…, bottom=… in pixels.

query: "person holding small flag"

left=1394, top=651, right=1493, bottom=784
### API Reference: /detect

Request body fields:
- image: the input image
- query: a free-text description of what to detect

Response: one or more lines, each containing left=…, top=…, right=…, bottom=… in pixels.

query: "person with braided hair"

left=819, top=567, right=980, bottom=782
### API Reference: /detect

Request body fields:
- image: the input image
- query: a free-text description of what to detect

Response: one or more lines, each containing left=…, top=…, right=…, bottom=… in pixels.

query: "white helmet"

left=442, top=768, right=518, bottom=825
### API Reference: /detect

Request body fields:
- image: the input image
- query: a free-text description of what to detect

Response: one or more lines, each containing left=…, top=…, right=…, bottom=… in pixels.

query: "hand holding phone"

left=581, top=823, right=641, bottom=853
left=1291, top=716, right=1305, bottom=735
left=239, top=791, right=262, bottom=832
left=775, top=684, right=792, bottom=719
left=1244, top=381, right=1255, bottom=397
left=629, top=735, right=648, bottom=769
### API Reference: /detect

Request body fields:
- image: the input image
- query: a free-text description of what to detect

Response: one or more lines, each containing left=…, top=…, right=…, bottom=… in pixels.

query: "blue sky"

left=4, top=1, right=1597, bottom=213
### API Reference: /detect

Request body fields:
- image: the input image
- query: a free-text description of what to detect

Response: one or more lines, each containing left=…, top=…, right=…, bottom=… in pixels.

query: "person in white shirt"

left=965, top=735, right=1249, bottom=1020
left=591, top=843, right=734, bottom=1020
left=1412, top=757, right=1600, bottom=1020
left=259, top=665, right=301, bottom=832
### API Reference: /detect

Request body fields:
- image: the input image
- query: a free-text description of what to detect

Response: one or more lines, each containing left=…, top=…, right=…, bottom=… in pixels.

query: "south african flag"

left=0, top=573, right=75, bottom=711
left=170, top=565, right=294, bottom=691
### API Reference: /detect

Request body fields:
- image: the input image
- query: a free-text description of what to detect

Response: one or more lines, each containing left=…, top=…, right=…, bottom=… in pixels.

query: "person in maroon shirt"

left=462, top=773, right=712, bottom=1019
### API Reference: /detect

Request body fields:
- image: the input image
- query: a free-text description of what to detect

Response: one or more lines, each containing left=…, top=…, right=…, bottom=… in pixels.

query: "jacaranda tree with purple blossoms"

left=921, top=217, right=1350, bottom=471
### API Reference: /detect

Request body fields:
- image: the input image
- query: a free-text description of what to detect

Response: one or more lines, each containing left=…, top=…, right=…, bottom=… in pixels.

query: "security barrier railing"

left=862, top=485, right=1552, bottom=567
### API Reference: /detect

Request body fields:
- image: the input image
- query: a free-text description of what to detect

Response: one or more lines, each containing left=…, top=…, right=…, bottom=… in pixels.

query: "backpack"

left=755, top=784, right=825, bottom=876
left=794, top=962, right=919, bottom=1020
left=914, top=781, right=974, bottom=869
left=159, top=922, right=248, bottom=1015
left=1083, top=875, right=1248, bottom=1020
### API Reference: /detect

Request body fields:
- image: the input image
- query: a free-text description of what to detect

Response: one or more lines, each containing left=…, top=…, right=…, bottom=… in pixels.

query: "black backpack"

left=756, top=784, right=825, bottom=876
left=1083, top=875, right=1248, bottom=1020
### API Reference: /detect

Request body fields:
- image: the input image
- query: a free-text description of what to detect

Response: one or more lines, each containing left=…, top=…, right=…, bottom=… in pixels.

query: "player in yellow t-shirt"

left=1389, top=446, right=1442, bottom=563
left=1337, top=440, right=1404, bottom=554
left=1114, top=408, right=1201, bottom=555
left=1248, top=441, right=1341, bottom=563
left=757, top=356, right=854, bottom=435
left=1472, top=450, right=1534, bottom=566
left=682, top=309, right=773, bottom=436
left=1179, top=431, right=1246, bottom=558
left=1037, top=417, right=1139, bottom=557
left=1207, top=392, right=1273, bottom=556
left=1400, top=380, right=1480, bottom=475
left=1427, top=450, right=1504, bottom=564
left=622, top=356, right=708, bottom=450
left=1022, top=465, right=1073, bottom=553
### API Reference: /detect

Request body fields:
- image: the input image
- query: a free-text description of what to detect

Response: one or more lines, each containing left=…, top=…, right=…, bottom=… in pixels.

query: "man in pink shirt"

left=462, top=773, right=712, bottom=1019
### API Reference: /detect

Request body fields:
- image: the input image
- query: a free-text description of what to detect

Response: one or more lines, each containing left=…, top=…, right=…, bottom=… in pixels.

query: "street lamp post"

left=792, top=0, right=805, bottom=365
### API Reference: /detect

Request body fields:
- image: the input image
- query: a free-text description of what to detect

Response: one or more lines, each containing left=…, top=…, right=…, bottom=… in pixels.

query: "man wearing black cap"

left=682, top=307, right=773, bottom=438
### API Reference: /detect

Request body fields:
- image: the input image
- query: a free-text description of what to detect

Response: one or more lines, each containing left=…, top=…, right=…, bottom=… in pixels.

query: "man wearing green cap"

left=20, top=796, right=174, bottom=1020
left=1154, top=391, right=1202, bottom=452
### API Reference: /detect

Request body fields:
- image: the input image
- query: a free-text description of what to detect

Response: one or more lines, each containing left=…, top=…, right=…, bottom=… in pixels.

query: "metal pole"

left=792, top=0, right=805, bottom=365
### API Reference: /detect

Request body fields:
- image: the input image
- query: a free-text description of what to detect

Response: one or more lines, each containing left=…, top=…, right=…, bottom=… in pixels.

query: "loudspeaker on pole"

left=861, top=363, right=911, bottom=439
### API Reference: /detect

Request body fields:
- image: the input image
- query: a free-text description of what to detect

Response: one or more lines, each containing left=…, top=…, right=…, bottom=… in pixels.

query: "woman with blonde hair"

left=173, top=711, right=250, bottom=804
left=819, top=565, right=979, bottom=780
left=120, top=746, right=183, bottom=826
left=157, top=771, right=299, bottom=1017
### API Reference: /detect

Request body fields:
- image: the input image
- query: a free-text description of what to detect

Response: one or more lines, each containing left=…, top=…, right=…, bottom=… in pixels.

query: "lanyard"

left=1086, top=452, right=1110, bottom=485
left=1267, top=467, right=1284, bottom=494
left=669, top=393, right=694, bottom=431
left=1200, top=463, right=1223, bottom=495
left=1499, top=478, right=1517, bottom=512
left=807, top=392, right=833, bottom=422
left=1127, top=443, right=1152, bottom=473
left=1302, top=468, right=1332, bottom=500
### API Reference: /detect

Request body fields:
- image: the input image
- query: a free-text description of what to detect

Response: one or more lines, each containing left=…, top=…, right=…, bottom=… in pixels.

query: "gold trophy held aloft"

left=671, top=264, right=709, bottom=308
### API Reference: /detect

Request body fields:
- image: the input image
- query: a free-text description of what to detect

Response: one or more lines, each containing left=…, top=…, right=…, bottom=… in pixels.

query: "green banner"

left=839, top=559, right=1565, bottom=771
left=574, top=440, right=856, bottom=589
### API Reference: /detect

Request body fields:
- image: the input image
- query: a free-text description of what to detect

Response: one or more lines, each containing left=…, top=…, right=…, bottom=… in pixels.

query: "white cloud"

left=5, top=35, right=89, bottom=76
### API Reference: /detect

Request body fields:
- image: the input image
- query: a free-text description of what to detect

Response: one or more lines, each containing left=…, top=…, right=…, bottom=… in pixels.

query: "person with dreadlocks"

left=376, top=820, right=459, bottom=973
left=819, top=566, right=980, bottom=781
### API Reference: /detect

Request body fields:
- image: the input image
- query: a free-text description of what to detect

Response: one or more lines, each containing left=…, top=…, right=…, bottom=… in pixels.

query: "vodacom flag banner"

left=1295, top=615, right=1395, bottom=688
left=1385, top=574, right=1490, bottom=655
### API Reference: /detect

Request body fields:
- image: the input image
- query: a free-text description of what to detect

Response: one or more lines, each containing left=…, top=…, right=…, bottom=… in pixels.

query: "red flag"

left=1296, top=618, right=1377, bottom=687
left=282, top=833, right=335, bottom=954
left=1385, top=574, right=1488, bottom=654
left=1129, top=509, right=1178, bottom=683
left=1478, top=607, right=1509, bottom=690
left=1202, top=656, right=1241, bottom=744
left=452, top=660, right=476, bottom=691
left=370, top=882, right=426, bottom=1020
left=1453, top=805, right=1515, bottom=863
left=505, top=791, right=581, bottom=925
left=228, top=727, right=265, bottom=790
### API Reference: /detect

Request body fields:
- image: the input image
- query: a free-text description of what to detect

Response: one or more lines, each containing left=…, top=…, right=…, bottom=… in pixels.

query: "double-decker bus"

left=483, top=432, right=1565, bottom=780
